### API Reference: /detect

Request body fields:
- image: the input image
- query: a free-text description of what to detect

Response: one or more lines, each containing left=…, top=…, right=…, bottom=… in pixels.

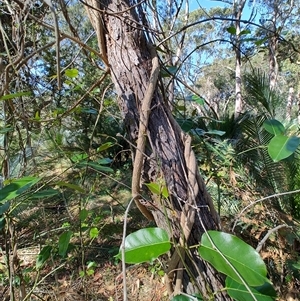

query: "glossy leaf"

left=268, top=135, right=300, bottom=162
left=116, top=228, right=171, bottom=264
left=199, top=231, right=268, bottom=287
left=58, top=231, right=73, bottom=258
left=0, top=176, right=40, bottom=203
left=263, top=119, right=285, bottom=136
left=226, top=278, right=276, bottom=301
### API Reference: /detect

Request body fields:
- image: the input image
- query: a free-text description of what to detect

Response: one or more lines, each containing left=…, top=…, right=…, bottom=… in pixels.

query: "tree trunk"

left=234, top=0, right=246, bottom=119
left=85, top=0, right=231, bottom=299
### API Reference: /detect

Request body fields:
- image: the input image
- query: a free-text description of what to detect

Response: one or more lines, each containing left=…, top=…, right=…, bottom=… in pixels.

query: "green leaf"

left=0, top=127, right=13, bottom=134
left=226, top=278, right=276, bottom=301
left=268, top=135, right=300, bottom=162
left=199, top=231, right=268, bottom=287
left=80, top=209, right=89, bottom=221
left=65, top=68, right=79, bottom=78
left=0, top=201, right=10, bottom=215
left=79, top=161, right=114, bottom=173
left=187, top=94, right=205, bottom=105
left=161, top=66, right=178, bottom=77
left=176, top=118, right=196, bottom=132
left=97, top=142, right=113, bottom=152
left=116, top=228, right=171, bottom=264
left=145, top=182, right=169, bottom=198
left=292, top=261, right=300, bottom=270
left=55, top=181, right=85, bottom=193
left=89, top=227, right=99, bottom=239
left=36, top=245, right=52, bottom=270
left=71, top=153, right=88, bottom=163
left=96, top=158, right=112, bottom=165
left=205, top=130, right=226, bottom=136
left=0, top=91, right=32, bottom=100
left=0, top=176, right=40, bottom=203
left=263, top=119, right=285, bottom=136
left=0, top=217, right=5, bottom=230
left=29, top=189, right=59, bottom=199
left=58, top=231, right=73, bottom=258
left=239, top=29, right=251, bottom=36
left=226, top=26, right=236, bottom=34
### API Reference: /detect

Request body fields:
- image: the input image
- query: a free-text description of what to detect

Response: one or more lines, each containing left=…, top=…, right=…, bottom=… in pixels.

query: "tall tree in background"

left=233, top=0, right=246, bottom=119
left=84, top=0, right=230, bottom=299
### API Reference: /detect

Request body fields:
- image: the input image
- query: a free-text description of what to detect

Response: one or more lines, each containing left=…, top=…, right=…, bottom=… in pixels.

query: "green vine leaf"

left=199, top=231, right=269, bottom=287
left=116, top=228, right=171, bottom=264
left=226, top=277, right=276, bottom=301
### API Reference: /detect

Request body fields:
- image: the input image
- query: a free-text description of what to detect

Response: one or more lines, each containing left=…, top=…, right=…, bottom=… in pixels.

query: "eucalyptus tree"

left=82, top=0, right=242, bottom=299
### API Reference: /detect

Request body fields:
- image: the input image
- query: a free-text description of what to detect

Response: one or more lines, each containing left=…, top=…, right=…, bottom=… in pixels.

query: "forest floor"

left=1, top=166, right=300, bottom=301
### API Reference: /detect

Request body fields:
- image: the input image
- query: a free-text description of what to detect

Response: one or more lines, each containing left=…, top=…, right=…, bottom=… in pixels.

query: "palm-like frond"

left=244, top=69, right=282, bottom=118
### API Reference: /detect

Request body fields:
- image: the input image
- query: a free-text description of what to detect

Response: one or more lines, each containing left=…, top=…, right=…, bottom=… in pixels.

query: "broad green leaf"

left=0, top=176, right=40, bottom=203
left=97, top=142, right=113, bottom=152
left=226, top=278, right=276, bottom=301
left=55, top=181, right=85, bottom=193
left=58, top=231, right=73, bottom=257
left=65, top=68, right=79, bottom=78
left=29, top=189, right=59, bottom=199
left=0, top=201, right=10, bottom=215
left=36, top=245, right=52, bottom=270
left=116, top=228, right=171, bottom=264
left=199, top=231, right=268, bottom=287
left=263, top=119, right=285, bottom=136
left=89, top=227, right=99, bottom=239
left=0, top=91, right=32, bottom=100
left=268, top=135, right=300, bottom=162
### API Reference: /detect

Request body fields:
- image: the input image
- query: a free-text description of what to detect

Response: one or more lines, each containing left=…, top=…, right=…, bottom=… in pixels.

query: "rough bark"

left=86, top=0, right=231, bottom=299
